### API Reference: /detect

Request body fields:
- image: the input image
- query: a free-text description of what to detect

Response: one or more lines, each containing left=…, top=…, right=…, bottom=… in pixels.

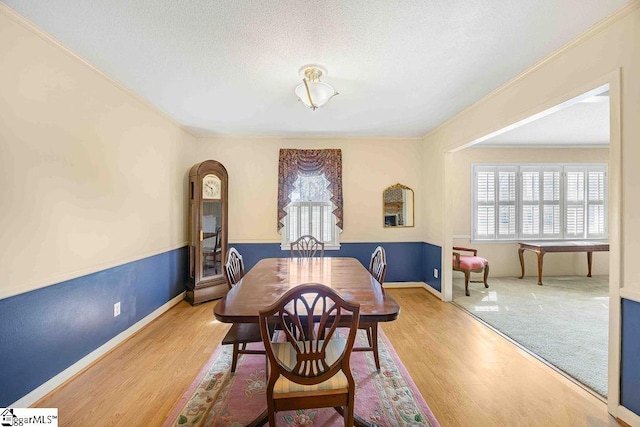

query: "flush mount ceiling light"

left=294, top=64, right=338, bottom=110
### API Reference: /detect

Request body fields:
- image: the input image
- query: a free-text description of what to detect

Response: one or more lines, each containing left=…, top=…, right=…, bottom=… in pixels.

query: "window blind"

left=472, top=164, right=607, bottom=241
left=476, top=170, right=496, bottom=238
left=283, top=174, right=339, bottom=247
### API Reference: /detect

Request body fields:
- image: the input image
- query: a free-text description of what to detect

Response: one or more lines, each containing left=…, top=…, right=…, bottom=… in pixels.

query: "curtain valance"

left=277, top=149, right=343, bottom=231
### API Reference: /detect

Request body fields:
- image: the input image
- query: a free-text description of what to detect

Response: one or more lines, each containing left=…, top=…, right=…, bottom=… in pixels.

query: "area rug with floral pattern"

left=164, top=329, right=439, bottom=426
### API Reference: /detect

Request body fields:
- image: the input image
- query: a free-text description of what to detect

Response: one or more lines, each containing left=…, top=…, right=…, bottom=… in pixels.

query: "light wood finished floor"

left=36, top=288, right=623, bottom=426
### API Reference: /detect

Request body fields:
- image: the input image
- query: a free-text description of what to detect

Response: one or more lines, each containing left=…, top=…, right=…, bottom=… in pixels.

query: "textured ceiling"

left=479, top=96, right=610, bottom=147
left=1, top=0, right=630, bottom=138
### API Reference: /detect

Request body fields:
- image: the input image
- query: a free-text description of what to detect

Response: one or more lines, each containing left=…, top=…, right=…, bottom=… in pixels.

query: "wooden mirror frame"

left=383, top=183, right=415, bottom=228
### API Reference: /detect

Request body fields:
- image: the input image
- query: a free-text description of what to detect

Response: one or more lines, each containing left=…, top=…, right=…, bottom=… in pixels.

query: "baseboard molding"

left=11, top=292, right=185, bottom=408
left=384, top=282, right=443, bottom=299
left=617, top=405, right=640, bottom=426
left=422, top=282, right=443, bottom=298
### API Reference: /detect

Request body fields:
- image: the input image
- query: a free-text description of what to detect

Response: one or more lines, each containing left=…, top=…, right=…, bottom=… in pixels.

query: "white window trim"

left=471, top=163, right=608, bottom=243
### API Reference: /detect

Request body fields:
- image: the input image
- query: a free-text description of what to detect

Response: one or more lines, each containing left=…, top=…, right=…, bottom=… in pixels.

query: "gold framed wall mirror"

left=383, top=183, right=414, bottom=227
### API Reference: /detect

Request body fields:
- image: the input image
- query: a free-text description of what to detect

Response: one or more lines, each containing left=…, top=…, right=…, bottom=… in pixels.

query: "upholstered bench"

left=452, top=246, right=489, bottom=296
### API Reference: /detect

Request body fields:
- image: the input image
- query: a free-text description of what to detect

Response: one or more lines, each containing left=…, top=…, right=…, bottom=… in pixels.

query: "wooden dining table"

left=213, top=257, right=401, bottom=427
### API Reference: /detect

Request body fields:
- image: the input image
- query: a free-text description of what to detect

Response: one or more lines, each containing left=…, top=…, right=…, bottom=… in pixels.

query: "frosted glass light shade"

left=295, top=81, right=338, bottom=110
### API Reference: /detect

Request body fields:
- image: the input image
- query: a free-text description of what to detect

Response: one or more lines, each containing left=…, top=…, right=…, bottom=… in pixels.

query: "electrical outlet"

left=434, top=268, right=439, bottom=279
left=114, top=302, right=121, bottom=317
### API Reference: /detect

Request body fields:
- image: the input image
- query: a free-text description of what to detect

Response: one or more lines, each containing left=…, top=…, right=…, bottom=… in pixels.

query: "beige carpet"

left=453, top=275, right=609, bottom=397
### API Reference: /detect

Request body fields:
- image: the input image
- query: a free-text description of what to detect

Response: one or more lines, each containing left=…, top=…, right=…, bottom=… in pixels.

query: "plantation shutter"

left=472, top=163, right=607, bottom=241
left=519, top=166, right=561, bottom=239
left=587, top=167, right=607, bottom=238
left=520, top=169, right=540, bottom=237
left=283, top=174, right=340, bottom=247
left=565, top=168, right=586, bottom=237
left=474, top=167, right=496, bottom=239
left=587, top=171, right=606, bottom=237
left=497, top=169, right=517, bottom=239
left=322, top=205, right=334, bottom=242
left=286, top=201, right=335, bottom=243
left=288, top=205, right=300, bottom=241
left=541, top=168, right=561, bottom=238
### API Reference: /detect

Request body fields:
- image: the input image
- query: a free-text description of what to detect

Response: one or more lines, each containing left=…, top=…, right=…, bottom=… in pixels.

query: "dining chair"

left=212, top=226, right=223, bottom=272
left=221, top=247, right=266, bottom=373
left=224, top=247, right=244, bottom=288
left=353, top=246, right=387, bottom=370
left=453, top=246, right=489, bottom=296
left=203, top=226, right=223, bottom=274
left=258, top=283, right=360, bottom=426
left=290, top=234, right=325, bottom=258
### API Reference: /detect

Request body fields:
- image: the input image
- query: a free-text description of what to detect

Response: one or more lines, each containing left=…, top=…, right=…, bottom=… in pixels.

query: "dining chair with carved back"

left=221, top=247, right=267, bottom=373
left=352, top=246, right=387, bottom=370
left=258, top=283, right=360, bottom=426
left=224, top=247, right=244, bottom=288
left=290, top=234, right=325, bottom=258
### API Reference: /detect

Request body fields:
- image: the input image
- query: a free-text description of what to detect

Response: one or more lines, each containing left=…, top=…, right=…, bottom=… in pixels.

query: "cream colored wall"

left=423, top=3, right=639, bottom=289
left=451, top=147, right=609, bottom=277
left=193, top=136, right=424, bottom=243
left=422, top=141, right=445, bottom=246
left=0, top=7, right=196, bottom=299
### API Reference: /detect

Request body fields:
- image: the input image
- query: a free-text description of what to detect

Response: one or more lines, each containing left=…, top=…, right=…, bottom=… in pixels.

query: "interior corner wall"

left=0, top=6, right=196, bottom=405
left=451, top=147, right=610, bottom=277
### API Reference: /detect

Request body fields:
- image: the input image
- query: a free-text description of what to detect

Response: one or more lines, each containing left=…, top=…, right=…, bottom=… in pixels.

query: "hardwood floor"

left=36, top=288, right=622, bottom=426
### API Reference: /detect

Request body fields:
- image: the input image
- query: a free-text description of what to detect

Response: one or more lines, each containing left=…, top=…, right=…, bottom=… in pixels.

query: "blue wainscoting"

left=0, top=241, right=443, bottom=407
left=230, top=241, right=442, bottom=287
left=621, top=298, right=640, bottom=415
left=421, top=242, right=442, bottom=292
left=0, top=247, right=187, bottom=407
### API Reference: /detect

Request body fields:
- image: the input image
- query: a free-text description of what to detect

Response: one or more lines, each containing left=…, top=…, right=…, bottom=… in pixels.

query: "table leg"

left=518, top=248, right=525, bottom=279
left=536, top=251, right=544, bottom=286
left=587, top=251, right=593, bottom=277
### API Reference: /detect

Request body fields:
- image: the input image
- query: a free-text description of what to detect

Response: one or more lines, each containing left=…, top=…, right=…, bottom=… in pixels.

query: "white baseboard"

left=11, top=292, right=185, bottom=408
left=383, top=282, right=443, bottom=299
left=617, top=405, right=640, bottom=427
left=421, top=282, right=443, bottom=298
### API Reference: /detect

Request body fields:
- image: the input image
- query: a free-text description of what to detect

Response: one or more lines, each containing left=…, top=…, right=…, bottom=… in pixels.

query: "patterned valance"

left=277, top=149, right=343, bottom=231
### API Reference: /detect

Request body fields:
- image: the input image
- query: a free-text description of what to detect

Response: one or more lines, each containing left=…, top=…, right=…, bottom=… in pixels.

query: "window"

left=472, top=164, right=607, bottom=241
left=281, top=174, right=340, bottom=248
left=277, top=148, right=343, bottom=249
